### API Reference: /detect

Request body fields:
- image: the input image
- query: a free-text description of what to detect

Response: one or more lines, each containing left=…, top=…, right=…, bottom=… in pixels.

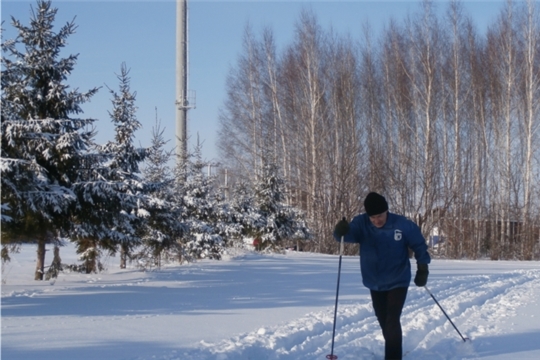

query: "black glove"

left=414, top=264, right=429, bottom=287
left=334, top=217, right=349, bottom=237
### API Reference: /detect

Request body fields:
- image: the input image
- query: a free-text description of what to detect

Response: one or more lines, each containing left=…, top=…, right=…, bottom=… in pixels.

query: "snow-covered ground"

left=2, top=244, right=540, bottom=360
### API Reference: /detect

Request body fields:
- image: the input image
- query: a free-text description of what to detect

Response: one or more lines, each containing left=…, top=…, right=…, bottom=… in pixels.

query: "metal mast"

left=176, top=0, right=195, bottom=161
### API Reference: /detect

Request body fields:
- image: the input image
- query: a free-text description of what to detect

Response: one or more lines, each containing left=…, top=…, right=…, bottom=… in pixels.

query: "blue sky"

left=2, top=0, right=505, bottom=162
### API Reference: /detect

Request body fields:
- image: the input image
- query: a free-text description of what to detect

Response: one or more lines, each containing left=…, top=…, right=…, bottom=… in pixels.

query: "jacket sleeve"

left=333, top=215, right=362, bottom=244
left=407, top=221, right=431, bottom=265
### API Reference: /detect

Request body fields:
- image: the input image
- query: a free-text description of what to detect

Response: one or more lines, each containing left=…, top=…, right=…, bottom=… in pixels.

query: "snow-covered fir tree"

left=252, top=161, right=311, bottom=251
left=72, top=63, right=148, bottom=272
left=226, top=180, right=264, bottom=247
left=142, top=114, right=174, bottom=189
left=1, top=0, right=99, bottom=280
left=178, top=141, right=224, bottom=260
left=136, top=116, right=186, bottom=269
left=212, top=185, right=243, bottom=250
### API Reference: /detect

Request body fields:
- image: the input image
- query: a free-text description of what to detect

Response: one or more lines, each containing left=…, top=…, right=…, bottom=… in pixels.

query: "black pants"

left=370, top=287, right=408, bottom=360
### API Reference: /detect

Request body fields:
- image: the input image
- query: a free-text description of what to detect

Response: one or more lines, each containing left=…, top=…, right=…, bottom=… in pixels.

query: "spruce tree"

left=72, top=63, right=148, bottom=272
left=227, top=180, right=263, bottom=248
left=136, top=116, right=186, bottom=268
left=180, top=142, right=223, bottom=260
left=1, top=0, right=98, bottom=279
left=212, top=185, right=243, bottom=252
left=253, top=161, right=311, bottom=250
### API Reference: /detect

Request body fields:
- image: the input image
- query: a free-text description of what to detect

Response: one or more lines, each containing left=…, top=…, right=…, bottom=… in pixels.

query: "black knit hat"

left=364, top=192, right=389, bottom=216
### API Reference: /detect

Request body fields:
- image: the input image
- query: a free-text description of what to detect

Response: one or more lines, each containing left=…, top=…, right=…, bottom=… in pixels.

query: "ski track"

left=135, top=269, right=540, bottom=360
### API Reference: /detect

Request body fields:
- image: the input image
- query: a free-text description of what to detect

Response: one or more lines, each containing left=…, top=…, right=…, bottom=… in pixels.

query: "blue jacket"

left=334, top=212, right=430, bottom=291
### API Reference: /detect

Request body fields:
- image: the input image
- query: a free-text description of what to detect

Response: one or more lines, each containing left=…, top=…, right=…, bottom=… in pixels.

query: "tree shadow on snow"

left=1, top=254, right=368, bottom=318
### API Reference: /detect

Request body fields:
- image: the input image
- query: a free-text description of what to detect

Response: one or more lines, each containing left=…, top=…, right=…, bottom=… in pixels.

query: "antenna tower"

left=176, top=0, right=195, bottom=162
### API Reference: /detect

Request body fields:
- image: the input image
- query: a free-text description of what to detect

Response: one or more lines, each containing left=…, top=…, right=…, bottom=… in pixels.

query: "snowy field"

left=2, top=244, right=540, bottom=360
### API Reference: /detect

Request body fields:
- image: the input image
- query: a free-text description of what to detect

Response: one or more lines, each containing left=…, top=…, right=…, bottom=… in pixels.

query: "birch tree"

left=516, top=0, right=540, bottom=259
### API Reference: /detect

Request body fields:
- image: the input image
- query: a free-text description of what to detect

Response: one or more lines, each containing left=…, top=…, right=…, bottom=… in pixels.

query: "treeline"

left=1, top=1, right=311, bottom=280
left=217, top=0, right=540, bottom=260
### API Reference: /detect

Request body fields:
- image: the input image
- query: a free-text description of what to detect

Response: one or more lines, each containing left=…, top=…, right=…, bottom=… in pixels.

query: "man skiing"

left=333, top=192, right=430, bottom=360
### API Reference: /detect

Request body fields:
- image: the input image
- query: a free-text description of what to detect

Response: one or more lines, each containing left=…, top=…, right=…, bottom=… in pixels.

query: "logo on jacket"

left=394, top=229, right=402, bottom=241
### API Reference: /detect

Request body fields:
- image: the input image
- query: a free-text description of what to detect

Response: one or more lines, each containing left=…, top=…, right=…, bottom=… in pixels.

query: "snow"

left=2, top=245, right=540, bottom=360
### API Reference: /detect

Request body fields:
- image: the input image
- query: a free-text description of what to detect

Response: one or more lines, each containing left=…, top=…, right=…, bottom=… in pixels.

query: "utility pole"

left=176, top=0, right=195, bottom=162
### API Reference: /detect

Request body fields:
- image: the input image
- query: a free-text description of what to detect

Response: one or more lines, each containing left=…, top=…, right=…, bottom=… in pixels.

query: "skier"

left=333, top=192, right=430, bottom=360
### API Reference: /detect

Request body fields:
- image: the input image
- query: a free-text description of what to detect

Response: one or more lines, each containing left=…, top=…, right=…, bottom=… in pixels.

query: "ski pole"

left=424, top=286, right=469, bottom=342
left=327, top=235, right=344, bottom=360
